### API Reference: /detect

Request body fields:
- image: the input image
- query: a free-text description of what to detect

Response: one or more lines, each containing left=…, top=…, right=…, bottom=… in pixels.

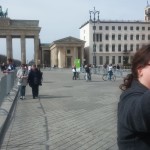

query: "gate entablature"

left=0, top=17, right=41, bottom=65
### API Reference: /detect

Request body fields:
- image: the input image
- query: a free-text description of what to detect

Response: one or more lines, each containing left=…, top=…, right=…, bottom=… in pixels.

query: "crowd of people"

left=0, top=58, right=43, bottom=100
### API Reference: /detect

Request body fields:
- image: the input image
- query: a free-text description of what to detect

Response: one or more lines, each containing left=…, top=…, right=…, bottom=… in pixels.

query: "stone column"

left=81, top=46, right=84, bottom=66
left=55, top=48, right=58, bottom=67
left=58, top=48, right=61, bottom=68
left=34, top=35, right=39, bottom=66
left=6, top=35, right=13, bottom=59
left=21, top=35, right=26, bottom=64
left=73, top=47, right=77, bottom=63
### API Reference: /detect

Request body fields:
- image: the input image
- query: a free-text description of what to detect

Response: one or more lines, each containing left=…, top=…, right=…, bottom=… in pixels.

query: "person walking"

left=17, top=64, right=28, bottom=100
left=28, top=64, right=42, bottom=99
left=72, top=66, right=77, bottom=80
left=108, top=64, right=113, bottom=80
left=1, top=62, right=6, bottom=72
left=85, top=64, right=91, bottom=81
left=118, top=44, right=150, bottom=150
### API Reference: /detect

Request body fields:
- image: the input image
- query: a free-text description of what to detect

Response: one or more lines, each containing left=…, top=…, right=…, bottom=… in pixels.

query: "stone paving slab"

left=1, top=70, right=121, bottom=150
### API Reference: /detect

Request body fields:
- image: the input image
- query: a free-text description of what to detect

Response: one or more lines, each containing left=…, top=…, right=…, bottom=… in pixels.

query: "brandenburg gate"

left=0, top=7, right=41, bottom=65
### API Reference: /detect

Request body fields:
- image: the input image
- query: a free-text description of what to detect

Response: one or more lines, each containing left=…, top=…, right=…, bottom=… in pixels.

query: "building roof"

left=50, top=36, right=85, bottom=47
left=79, top=20, right=150, bottom=29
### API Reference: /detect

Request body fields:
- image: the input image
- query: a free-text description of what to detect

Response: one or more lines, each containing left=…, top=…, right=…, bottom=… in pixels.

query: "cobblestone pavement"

left=1, top=70, right=122, bottom=150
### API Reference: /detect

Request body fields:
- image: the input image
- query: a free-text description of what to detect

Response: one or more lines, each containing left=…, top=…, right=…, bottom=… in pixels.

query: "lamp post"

left=89, top=7, right=100, bottom=68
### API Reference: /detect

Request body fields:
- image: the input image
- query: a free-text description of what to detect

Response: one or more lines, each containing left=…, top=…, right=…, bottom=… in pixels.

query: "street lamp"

left=89, top=7, right=100, bottom=68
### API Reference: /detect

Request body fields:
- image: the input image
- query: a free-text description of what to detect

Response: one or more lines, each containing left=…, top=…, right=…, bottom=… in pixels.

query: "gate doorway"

left=66, top=56, right=72, bottom=68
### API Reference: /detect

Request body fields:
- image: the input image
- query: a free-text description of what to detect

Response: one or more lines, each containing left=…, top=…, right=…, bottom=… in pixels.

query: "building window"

left=99, top=56, right=103, bottom=65
left=96, top=34, right=99, bottom=42
left=105, top=26, right=109, bottom=30
left=136, top=44, right=139, bottom=51
left=118, top=56, right=121, bottom=63
left=99, top=26, right=102, bottom=30
left=112, top=26, right=115, bottom=30
left=112, top=56, right=115, bottom=64
left=118, top=44, right=121, bottom=52
left=118, top=34, right=121, bottom=40
left=67, top=49, right=71, bottom=54
left=124, top=44, right=127, bottom=51
left=130, top=44, right=133, bottom=51
left=106, top=44, right=109, bottom=52
left=142, top=35, right=145, bottom=40
left=130, top=26, right=133, bottom=30
left=112, top=34, right=115, bottom=40
left=93, top=26, right=96, bottom=30
left=112, top=44, right=115, bottom=52
left=124, top=35, right=127, bottom=40
left=136, top=34, right=139, bottom=40
left=148, top=34, right=150, bottom=40
left=130, top=34, right=133, bottom=40
left=118, top=26, right=121, bottom=30
left=106, top=56, right=109, bottom=64
left=93, top=44, right=96, bottom=52
left=136, top=26, right=139, bottom=30
left=100, top=34, right=102, bottom=41
left=142, top=27, right=145, bottom=30
left=148, top=27, right=150, bottom=30
left=99, top=44, right=103, bottom=52
left=105, top=34, right=109, bottom=40
left=124, top=26, right=127, bottom=30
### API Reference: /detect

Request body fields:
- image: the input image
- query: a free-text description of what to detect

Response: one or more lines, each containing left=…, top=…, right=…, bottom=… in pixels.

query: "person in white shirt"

left=108, top=64, right=113, bottom=80
left=17, top=64, right=28, bottom=99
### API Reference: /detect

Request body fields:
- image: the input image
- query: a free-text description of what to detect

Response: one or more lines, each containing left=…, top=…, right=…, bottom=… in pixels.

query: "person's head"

left=120, top=44, right=150, bottom=90
left=7, top=58, right=13, bottom=64
left=21, top=64, right=26, bottom=70
left=31, top=64, right=37, bottom=70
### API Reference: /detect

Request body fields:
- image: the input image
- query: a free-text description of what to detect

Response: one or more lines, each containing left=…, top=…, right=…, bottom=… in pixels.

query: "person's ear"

left=137, top=67, right=143, bottom=77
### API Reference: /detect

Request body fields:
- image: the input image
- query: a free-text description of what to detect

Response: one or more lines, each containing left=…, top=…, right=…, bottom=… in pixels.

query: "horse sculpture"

left=0, top=6, right=8, bottom=18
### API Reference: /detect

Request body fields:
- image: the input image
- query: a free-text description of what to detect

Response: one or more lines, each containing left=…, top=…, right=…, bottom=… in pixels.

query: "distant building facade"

left=80, top=4, right=150, bottom=66
left=50, top=36, right=85, bottom=68
left=41, top=36, right=85, bottom=68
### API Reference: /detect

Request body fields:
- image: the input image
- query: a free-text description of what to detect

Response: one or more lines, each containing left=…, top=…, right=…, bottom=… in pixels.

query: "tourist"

left=118, top=44, right=150, bottom=150
left=4, top=58, right=15, bottom=73
left=72, top=65, right=77, bottom=80
left=17, top=64, right=28, bottom=100
left=28, top=64, right=42, bottom=99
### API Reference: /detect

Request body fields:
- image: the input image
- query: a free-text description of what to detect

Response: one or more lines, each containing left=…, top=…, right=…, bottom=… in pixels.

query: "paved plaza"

left=1, top=69, right=122, bottom=150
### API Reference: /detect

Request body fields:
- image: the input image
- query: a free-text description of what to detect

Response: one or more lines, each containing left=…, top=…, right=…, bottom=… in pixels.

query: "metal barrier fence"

left=80, top=67, right=131, bottom=77
left=0, top=71, right=17, bottom=105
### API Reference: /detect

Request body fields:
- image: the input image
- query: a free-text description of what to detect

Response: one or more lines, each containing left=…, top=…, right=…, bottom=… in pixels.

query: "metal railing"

left=80, top=67, right=131, bottom=77
left=0, top=71, right=17, bottom=105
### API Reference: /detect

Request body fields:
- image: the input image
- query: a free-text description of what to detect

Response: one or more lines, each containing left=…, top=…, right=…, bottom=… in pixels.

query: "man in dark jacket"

left=28, top=65, right=42, bottom=99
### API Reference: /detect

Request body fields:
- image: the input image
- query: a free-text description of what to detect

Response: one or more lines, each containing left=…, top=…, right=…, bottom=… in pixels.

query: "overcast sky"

left=0, top=0, right=148, bottom=62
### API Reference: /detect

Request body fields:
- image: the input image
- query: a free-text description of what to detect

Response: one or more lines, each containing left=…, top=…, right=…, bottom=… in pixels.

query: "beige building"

left=41, top=36, right=85, bottom=68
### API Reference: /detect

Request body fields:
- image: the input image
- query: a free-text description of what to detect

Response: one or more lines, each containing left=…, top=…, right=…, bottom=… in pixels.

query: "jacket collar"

left=131, top=79, right=148, bottom=92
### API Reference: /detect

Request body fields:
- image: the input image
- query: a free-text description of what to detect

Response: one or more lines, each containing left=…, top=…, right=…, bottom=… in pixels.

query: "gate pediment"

left=53, top=36, right=85, bottom=44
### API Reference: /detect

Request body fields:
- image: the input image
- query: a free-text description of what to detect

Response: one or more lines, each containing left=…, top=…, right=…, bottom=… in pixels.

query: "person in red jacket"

left=118, top=44, right=150, bottom=150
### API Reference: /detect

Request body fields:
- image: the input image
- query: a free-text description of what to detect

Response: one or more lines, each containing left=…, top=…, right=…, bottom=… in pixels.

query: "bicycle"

left=84, top=73, right=91, bottom=81
left=102, top=72, right=116, bottom=81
